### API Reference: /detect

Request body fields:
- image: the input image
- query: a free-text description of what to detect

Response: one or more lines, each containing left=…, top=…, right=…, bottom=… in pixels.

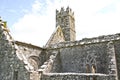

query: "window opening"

left=13, top=70, right=18, bottom=80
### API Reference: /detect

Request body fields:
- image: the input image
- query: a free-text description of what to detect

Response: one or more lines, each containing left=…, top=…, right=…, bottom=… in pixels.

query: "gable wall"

left=0, top=23, right=30, bottom=80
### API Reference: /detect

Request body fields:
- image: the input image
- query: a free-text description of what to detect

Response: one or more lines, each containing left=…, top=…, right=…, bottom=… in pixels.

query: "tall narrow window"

left=86, top=64, right=90, bottom=73
left=92, top=64, right=96, bottom=73
left=13, top=70, right=18, bottom=80
left=86, top=64, right=90, bottom=80
left=92, top=64, right=97, bottom=80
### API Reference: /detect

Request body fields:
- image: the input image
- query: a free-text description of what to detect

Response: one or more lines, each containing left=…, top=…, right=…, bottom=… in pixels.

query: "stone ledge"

left=42, top=73, right=116, bottom=80
left=47, top=33, right=120, bottom=49
left=44, top=73, right=115, bottom=76
left=15, top=41, right=44, bottom=50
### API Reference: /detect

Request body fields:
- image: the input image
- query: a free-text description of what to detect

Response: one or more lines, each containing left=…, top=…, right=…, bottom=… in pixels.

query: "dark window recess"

left=86, top=64, right=90, bottom=73
left=13, top=70, right=18, bottom=80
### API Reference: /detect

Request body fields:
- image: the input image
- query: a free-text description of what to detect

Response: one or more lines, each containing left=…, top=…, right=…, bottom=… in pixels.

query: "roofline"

left=46, top=33, right=120, bottom=49
left=15, top=41, right=44, bottom=50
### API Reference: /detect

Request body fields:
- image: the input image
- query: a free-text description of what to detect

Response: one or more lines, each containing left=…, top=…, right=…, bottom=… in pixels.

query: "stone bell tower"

left=56, top=7, right=76, bottom=41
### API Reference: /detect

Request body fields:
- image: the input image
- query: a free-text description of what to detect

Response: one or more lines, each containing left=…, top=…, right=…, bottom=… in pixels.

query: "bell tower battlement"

left=56, top=7, right=76, bottom=41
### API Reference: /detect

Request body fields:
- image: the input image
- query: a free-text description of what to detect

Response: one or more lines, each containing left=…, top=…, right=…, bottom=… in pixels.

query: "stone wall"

left=15, top=41, right=45, bottom=69
left=41, top=73, right=116, bottom=80
left=47, top=42, right=110, bottom=73
left=0, top=32, right=15, bottom=80
left=46, top=34, right=120, bottom=79
left=0, top=20, right=30, bottom=80
left=59, top=42, right=109, bottom=73
left=38, top=50, right=61, bottom=74
left=13, top=60, right=30, bottom=80
left=114, top=40, right=120, bottom=79
left=15, top=41, right=47, bottom=80
left=43, top=49, right=63, bottom=73
left=50, top=51, right=62, bottom=73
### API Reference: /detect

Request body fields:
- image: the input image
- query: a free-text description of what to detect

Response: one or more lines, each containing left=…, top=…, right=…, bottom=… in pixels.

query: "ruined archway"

left=28, top=56, right=40, bottom=71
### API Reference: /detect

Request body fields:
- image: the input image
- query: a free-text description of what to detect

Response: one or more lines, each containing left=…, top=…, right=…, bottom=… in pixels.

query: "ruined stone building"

left=0, top=7, right=120, bottom=80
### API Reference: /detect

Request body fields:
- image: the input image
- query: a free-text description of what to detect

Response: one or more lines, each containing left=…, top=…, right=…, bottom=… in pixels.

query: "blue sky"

left=0, top=0, right=34, bottom=27
left=0, top=0, right=120, bottom=46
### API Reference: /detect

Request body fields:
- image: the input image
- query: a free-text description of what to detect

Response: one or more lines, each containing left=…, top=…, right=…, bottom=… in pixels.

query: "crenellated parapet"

left=56, top=7, right=74, bottom=18
left=56, top=7, right=75, bottom=27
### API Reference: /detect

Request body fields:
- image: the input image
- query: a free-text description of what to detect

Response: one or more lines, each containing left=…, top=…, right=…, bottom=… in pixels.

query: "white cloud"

left=11, top=0, right=58, bottom=46
left=32, top=0, right=42, bottom=13
left=10, top=0, right=120, bottom=46
left=11, top=13, right=56, bottom=46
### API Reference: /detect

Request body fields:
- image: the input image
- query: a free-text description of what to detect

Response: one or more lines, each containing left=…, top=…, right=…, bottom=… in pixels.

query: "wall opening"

left=92, top=64, right=96, bottom=73
left=86, top=64, right=90, bottom=80
left=92, top=64, right=97, bottom=80
left=86, top=64, right=97, bottom=80
left=86, top=64, right=90, bottom=73
left=13, top=70, right=18, bottom=80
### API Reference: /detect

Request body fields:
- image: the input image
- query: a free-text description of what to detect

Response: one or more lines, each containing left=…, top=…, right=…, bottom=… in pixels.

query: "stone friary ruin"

left=0, top=7, right=120, bottom=80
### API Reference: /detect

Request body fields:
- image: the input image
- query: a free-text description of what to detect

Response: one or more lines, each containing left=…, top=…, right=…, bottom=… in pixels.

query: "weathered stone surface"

left=42, top=73, right=116, bottom=80
left=46, top=26, right=65, bottom=47
left=114, top=40, right=120, bottom=79
left=0, top=7, right=120, bottom=80
left=0, top=19, right=30, bottom=80
left=56, top=7, right=76, bottom=41
left=15, top=41, right=47, bottom=80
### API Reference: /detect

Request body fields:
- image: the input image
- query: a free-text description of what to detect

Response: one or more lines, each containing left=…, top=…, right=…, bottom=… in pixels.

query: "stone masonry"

left=0, top=7, right=120, bottom=80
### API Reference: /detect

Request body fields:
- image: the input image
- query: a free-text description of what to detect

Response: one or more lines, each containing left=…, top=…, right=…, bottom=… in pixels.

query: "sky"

left=0, top=0, right=120, bottom=47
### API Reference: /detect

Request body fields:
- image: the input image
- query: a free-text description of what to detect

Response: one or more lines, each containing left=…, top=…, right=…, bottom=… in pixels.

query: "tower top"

left=56, top=7, right=74, bottom=17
